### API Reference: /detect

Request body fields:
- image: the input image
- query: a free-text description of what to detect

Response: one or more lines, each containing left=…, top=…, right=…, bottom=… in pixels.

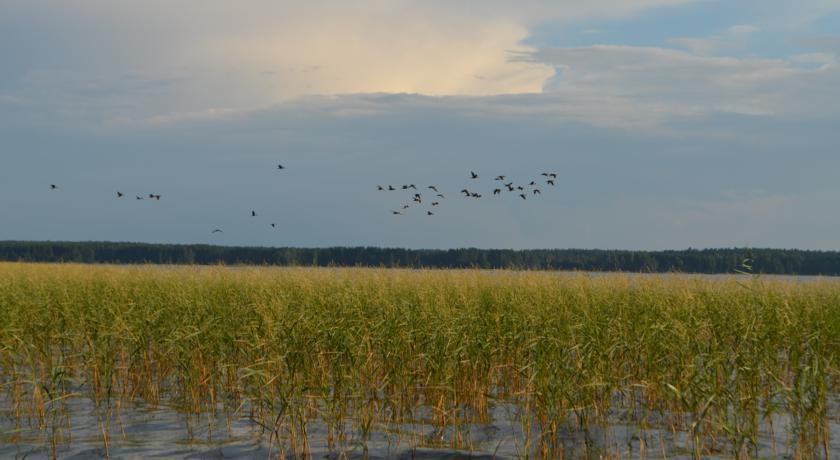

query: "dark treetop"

left=1, top=241, right=839, bottom=275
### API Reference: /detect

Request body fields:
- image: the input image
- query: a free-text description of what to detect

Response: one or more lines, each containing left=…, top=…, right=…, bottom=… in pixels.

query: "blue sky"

left=1, top=0, right=839, bottom=250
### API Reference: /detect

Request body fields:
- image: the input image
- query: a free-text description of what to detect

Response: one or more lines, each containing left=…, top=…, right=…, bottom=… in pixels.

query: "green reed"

left=0, top=263, right=838, bottom=458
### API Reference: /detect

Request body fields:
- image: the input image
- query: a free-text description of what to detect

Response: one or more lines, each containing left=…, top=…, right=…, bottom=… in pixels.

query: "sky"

left=1, top=0, right=839, bottom=250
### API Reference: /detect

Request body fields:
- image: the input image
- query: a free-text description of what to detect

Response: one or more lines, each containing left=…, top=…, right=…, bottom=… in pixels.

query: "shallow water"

left=2, top=395, right=839, bottom=459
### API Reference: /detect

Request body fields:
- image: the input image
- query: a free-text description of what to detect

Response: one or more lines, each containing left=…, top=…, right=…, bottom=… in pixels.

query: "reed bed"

left=0, top=263, right=838, bottom=458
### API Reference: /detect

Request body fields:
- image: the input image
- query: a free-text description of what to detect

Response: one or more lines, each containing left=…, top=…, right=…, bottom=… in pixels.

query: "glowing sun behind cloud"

left=207, top=12, right=554, bottom=100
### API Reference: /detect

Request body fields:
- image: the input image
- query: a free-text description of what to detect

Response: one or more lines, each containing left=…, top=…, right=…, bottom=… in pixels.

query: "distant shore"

left=1, top=240, right=840, bottom=275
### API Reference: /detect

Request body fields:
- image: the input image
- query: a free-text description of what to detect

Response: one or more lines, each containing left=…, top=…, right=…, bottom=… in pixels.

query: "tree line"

left=0, top=241, right=839, bottom=275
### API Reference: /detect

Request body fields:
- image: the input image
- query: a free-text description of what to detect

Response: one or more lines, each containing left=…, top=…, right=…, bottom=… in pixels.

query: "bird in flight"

left=428, top=185, right=439, bottom=192
left=547, top=179, right=555, bottom=186
left=519, top=194, right=527, bottom=200
left=377, top=185, right=384, bottom=191
left=529, top=181, right=536, bottom=186
left=277, top=164, right=285, bottom=170
left=388, top=185, right=395, bottom=191
left=493, top=188, right=501, bottom=195
left=408, top=184, right=417, bottom=190
left=549, top=173, right=557, bottom=178
left=436, top=193, right=445, bottom=199
left=471, top=192, right=482, bottom=198
left=391, top=210, right=403, bottom=215
left=461, top=189, right=470, bottom=196
left=533, top=189, right=541, bottom=195
left=402, top=204, right=410, bottom=209
left=136, top=195, right=144, bottom=200
left=495, top=175, right=505, bottom=181
left=211, top=229, right=223, bottom=233
left=426, top=211, right=434, bottom=216
left=251, top=210, right=257, bottom=217
left=431, top=202, right=439, bottom=206
left=116, top=191, right=124, bottom=198
left=50, top=184, right=57, bottom=190
left=470, top=171, right=479, bottom=179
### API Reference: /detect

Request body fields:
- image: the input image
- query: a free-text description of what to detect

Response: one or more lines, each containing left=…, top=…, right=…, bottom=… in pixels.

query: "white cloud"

left=4, top=0, right=839, bottom=133
left=727, top=24, right=759, bottom=37
left=529, top=44, right=840, bottom=126
left=1, top=0, right=697, bottom=123
left=668, top=24, right=759, bottom=56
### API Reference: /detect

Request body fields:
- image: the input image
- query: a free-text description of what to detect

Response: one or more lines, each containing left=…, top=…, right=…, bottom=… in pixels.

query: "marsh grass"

left=0, top=263, right=838, bottom=458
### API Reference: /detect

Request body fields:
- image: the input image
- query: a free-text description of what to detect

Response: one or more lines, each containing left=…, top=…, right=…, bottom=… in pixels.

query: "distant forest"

left=1, top=241, right=840, bottom=275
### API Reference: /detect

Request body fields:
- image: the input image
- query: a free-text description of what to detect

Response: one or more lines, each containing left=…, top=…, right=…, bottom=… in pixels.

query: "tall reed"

left=0, top=263, right=838, bottom=458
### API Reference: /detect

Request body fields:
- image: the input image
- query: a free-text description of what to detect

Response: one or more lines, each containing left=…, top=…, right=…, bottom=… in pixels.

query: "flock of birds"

left=378, top=170, right=558, bottom=216
left=47, top=164, right=289, bottom=235
left=47, top=163, right=559, bottom=233
left=51, top=184, right=162, bottom=202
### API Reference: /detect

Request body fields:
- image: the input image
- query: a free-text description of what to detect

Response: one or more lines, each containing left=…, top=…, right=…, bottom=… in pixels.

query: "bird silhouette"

left=533, top=189, right=541, bottom=195
left=388, top=185, right=395, bottom=191
left=547, top=179, right=555, bottom=186
left=431, top=202, right=439, bottom=206
left=153, top=195, right=161, bottom=200
left=529, top=181, right=536, bottom=186
left=549, top=173, right=557, bottom=178
left=402, top=205, right=410, bottom=209
left=495, top=175, right=505, bottom=181
left=211, top=229, right=223, bottom=233
left=471, top=192, right=482, bottom=198
left=277, top=164, right=285, bottom=170
left=461, top=189, right=470, bottom=196
left=50, top=184, right=57, bottom=190
left=541, top=172, right=549, bottom=177
left=402, top=185, right=409, bottom=190
left=136, top=195, right=144, bottom=200
left=519, top=194, right=527, bottom=200
left=436, top=193, right=445, bottom=198
left=251, top=210, right=257, bottom=217
left=470, top=171, right=478, bottom=179
left=408, top=184, right=417, bottom=190
left=271, top=223, right=277, bottom=228
left=116, top=191, right=124, bottom=198
left=493, top=188, right=501, bottom=195
left=426, top=211, right=434, bottom=216
left=377, top=185, right=384, bottom=191
left=391, top=210, right=403, bottom=215
left=517, top=186, right=524, bottom=191
left=428, top=186, right=439, bottom=192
